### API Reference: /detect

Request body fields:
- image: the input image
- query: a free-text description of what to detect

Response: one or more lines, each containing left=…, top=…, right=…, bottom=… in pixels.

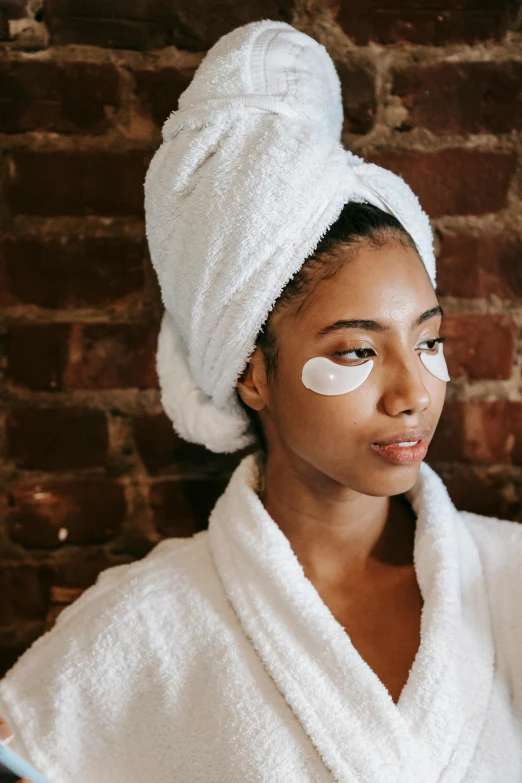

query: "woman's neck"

left=256, top=450, right=417, bottom=587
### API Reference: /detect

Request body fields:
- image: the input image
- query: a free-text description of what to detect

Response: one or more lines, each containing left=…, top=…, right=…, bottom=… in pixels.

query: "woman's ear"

left=236, top=345, right=268, bottom=412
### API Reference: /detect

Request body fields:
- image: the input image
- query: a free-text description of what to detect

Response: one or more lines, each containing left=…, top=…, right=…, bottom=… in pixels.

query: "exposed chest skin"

left=314, top=563, right=424, bottom=705
left=306, top=494, right=423, bottom=705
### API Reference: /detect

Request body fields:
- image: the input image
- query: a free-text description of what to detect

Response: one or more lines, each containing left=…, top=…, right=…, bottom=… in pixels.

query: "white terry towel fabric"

left=144, top=18, right=437, bottom=454
left=1, top=452, right=522, bottom=782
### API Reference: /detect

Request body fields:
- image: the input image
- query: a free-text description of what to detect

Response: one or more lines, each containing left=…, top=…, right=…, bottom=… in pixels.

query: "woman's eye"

left=333, top=347, right=375, bottom=360
left=419, top=335, right=447, bottom=353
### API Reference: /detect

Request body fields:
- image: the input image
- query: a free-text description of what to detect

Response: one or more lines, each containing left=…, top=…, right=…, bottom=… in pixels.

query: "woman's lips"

left=370, top=438, right=428, bottom=465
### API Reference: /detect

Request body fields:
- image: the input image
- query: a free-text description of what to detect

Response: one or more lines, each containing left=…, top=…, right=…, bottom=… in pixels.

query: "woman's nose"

left=381, top=349, right=431, bottom=417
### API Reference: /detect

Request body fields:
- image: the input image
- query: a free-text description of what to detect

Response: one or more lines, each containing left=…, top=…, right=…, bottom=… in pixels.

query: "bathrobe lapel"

left=208, top=453, right=495, bottom=783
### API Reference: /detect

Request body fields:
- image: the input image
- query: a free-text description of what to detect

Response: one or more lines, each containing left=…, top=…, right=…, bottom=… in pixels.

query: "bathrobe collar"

left=208, top=452, right=495, bottom=783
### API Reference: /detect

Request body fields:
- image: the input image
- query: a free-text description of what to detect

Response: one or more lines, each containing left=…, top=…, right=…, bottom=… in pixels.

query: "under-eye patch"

left=420, top=341, right=450, bottom=382
left=302, top=356, right=374, bottom=396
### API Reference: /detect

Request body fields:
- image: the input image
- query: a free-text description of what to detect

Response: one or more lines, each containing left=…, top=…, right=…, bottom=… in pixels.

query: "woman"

left=1, top=19, right=522, bottom=783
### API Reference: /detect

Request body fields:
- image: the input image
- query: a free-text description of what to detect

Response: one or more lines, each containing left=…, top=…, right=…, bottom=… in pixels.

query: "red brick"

left=132, top=412, right=246, bottom=475
left=367, top=149, right=515, bottom=217
left=44, top=596, right=82, bottom=631
left=6, top=407, right=108, bottom=470
left=0, top=235, right=146, bottom=309
left=62, top=322, right=159, bottom=389
left=7, top=151, right=151, bottom=217
left=0, top=1, right=28, bottom=40
left=50, top=553, right=134, bottom=588
left=391, top=62, right=522, bottom=135
left=45, top=0, right=294, bottom=51
left=41, top=555, right=135, bottom=631
left=332, top=0, right=519, bottom=45
left=45, top=0, right=174, bottom=49
left=6, top=479, right=125, bottom=548
left=6, top=323, right=70, bottom=390
left=335, top=58, right=376, bottom=135
left=0, top=564, right=51, bottom=627
left=170, top=0, right=294, bottom=51
left=428, top=400, right=522, bottom=465
left=150, top=477, right=230, bottom=536
left=436, top=231, right=522, bottom=299
left=50, top=586, right=86, bottom=604
left=0, top=60, right=121, bottom=134
left=443, top=314, right=515, bottom=381
left=0, top=491, right=8, bottom=523
left=134, top=67, right=195, bottom=129
left=109, top=531, right=157, bottom=559
left=0, top=630, right=46, bottom=679
left=430, top=466, right=519, bottom=520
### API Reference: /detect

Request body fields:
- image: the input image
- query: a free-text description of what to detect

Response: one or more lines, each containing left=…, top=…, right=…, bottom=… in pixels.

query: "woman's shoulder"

left=1, top=530, right=220, bottom=685
left=457, top=507, right=522, bottom=551
left=0, top=531, right=235, bottom=780
left=52, top=529, right=217, bottom=630
left=456, top=508, right=522, bottom=691
left=97, top=529, right=210, bottom=586
left=101, top=529, right=212, bottom=588
left=456, top=507, right=522, bottom=595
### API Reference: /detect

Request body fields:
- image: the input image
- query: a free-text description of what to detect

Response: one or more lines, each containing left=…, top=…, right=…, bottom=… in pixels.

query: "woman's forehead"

left=284, top=242, right=437, bottom=333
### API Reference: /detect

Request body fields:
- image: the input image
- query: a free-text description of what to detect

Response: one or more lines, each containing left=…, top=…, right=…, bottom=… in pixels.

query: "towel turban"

left=144, top=18, right=436, bottom=454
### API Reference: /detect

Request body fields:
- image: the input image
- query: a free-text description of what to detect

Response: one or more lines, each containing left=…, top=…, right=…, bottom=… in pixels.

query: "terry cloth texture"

left=144, top=19, right=437, bottom=453
left=1, top=454, right=522, bottom=782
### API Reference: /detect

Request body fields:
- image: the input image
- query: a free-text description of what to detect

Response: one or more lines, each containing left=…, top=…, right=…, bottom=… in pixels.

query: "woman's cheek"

left=282, top=357, right=377, bottom=440
left=423, top=367, right=448, bottom=414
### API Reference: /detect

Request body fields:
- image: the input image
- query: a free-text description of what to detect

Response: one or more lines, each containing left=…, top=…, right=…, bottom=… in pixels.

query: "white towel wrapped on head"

left=144, top=19, right=437, bottom=453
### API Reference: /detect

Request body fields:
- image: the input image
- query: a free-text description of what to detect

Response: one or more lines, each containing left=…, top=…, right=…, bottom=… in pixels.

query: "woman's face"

left=255, top=239, right=447, bottom=497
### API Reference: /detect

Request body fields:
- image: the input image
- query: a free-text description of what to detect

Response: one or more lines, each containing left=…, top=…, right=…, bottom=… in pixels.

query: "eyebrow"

left=315, top=306, right=444, bottom=337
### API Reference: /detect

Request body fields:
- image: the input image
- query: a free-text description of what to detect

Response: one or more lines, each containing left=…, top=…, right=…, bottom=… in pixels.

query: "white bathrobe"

left=1, top=451, right=522, bottom=782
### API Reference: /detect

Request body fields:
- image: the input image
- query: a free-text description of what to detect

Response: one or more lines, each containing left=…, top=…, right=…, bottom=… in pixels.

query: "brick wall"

left=0, top=0, right=521, bottom=675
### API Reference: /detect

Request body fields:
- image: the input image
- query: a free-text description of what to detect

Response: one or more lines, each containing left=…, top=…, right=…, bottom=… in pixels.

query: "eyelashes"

left=419, top=337, right=450, bottom=382
left=333, top=335, right=447, bottom=361
left=420, top=335, right=447, bottom=352
left=302, top=335, right=451, bottom=396
left=333, top=347, right=373, bottom=360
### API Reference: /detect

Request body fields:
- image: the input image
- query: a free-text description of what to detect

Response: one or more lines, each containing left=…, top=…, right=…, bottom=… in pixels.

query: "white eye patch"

left=420, top=341, right=451, bottom=382
left=301, top=356, right=374, bottom=396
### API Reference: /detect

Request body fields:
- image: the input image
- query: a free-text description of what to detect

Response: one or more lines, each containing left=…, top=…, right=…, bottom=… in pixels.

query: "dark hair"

left=235, top=201, right=420, bottom=450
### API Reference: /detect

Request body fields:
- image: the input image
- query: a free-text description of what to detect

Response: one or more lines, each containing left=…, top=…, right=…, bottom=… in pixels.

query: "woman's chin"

left=354, top=461, right=422, bottom=497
